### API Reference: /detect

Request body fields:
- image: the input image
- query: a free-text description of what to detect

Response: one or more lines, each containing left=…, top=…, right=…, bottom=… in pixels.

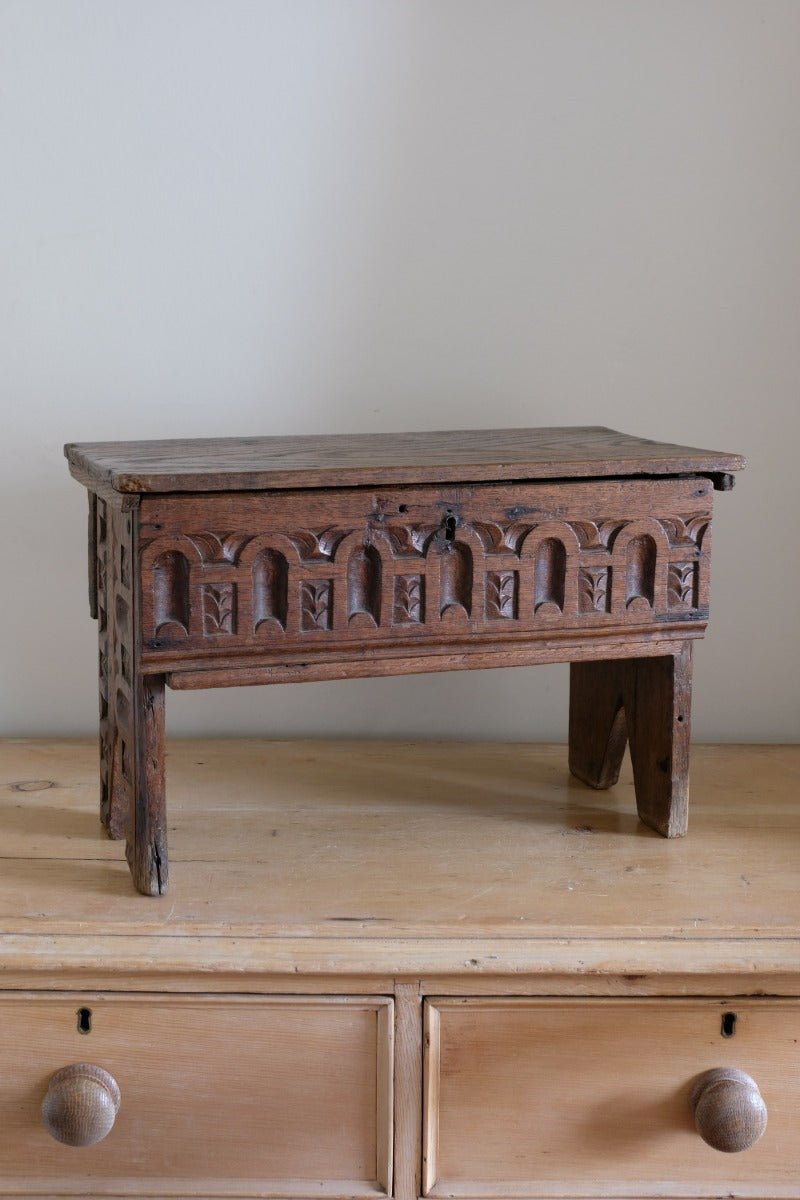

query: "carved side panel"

left=95, top=498, right=111, bottom=829
left=96, top=500, right=137, bottom=838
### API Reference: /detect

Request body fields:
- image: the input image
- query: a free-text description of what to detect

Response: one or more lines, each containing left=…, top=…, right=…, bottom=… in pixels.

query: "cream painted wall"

left=1, top=1, right=797, bottom=741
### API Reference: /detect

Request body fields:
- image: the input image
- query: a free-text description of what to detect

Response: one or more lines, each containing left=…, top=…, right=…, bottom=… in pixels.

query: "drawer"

left=424, top=998, right=800, bottom=1199
left=0, top=993, right=392, bottom=1198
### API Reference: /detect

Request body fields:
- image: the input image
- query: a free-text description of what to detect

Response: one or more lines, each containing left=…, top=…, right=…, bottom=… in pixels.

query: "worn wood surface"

left=87, top=470, right=726, bottom=892
left=1, top=740, right=798, bottom=1197
left=1, top=740, right=798, bottom=988
left=392, top=984, right=423, bottom=1200
left=66, top=429, right=744, bottom=895
left=1, top=994, right=391, bottom=1196
left=569, top=643, right=693, bottom=837
left=65, top=427, right=745, bottom=494
left=136, top=478, right=713, bottom=672
left=424, top=998, right=800, bottom=1197
left=129, top=673, right=167, bottom=895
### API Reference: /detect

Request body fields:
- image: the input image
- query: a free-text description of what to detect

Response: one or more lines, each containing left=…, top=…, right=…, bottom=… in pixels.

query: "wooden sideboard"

left=2, top=738, right=798, bottom=1198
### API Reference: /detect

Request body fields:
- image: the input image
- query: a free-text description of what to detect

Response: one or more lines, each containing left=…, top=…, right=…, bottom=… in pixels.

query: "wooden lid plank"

left=65, top=427, right=745, bottom=493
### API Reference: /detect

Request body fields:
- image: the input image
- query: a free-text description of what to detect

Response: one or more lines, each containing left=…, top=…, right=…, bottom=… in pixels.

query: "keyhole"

left=443, top=515, right=457, bottom=543
left=721, top=1011, right=736, bottom=1038
left=77, top=1007, right=92, bottom=1035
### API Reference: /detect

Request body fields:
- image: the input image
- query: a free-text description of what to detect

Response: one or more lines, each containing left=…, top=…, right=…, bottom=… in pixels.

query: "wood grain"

left=424, top=998, right=800, bottom=1197
left=4, top=738, right=797, bottom=1198
left=569, top=643, right=693, bottom=838
left=393, top=984, right=423, bottom=1200
left=689, top=1067, right=768, bottom=1153
left=136, top=478, right=714, bottom=672
left=65, top=427, right=745, bottom=494
left=66, top=429, right=743, bottom=894
left=40, top=1063, right=121, bottom=1147
left=1, top=994, right=392, bottom=1196
left=1, top=740, right=799, bottom=986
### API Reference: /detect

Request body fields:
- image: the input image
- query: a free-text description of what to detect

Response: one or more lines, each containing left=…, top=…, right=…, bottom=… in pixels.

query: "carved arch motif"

left=519, top=523, right=581, bottom=619
left=609, top=520, right=671, bottom=615
left=138, top=503, right=710, bottom=654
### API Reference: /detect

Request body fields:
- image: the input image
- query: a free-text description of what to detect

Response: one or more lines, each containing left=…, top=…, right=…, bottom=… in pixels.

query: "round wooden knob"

left=41, top=1064, right=121, bottom=1147
left=689, top=1068, right=767, bottom=1153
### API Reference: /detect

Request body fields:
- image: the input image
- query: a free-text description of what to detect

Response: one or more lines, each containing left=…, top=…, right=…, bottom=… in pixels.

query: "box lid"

left=65, top=426, right=745, bottom=494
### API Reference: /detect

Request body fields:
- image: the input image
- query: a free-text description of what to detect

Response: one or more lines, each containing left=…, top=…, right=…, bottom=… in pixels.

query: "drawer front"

left=424, top=998, right=800, bottom=1199
left=137, top=477, right=713, bottom=664
left=0, top=993, right=392, bottom=1198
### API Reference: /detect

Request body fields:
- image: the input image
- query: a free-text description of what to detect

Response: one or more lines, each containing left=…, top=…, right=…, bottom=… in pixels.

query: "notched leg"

left=126, top=674, right=168, bottom=896
left=568, top=660, right=628, bottom=790
left=624, top=643, right=692, bottom=838
left=569, top=644, right=693, bottom=838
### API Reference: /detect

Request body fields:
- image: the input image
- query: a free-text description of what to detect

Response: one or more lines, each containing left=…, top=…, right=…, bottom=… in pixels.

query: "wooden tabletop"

left=0, top=739, right=795, bottom=990
left=65, top=427, right=745, bottom=493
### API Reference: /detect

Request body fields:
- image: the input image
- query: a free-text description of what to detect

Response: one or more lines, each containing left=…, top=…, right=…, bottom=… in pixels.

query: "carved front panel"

left=137, top=478, right=714, bottom=663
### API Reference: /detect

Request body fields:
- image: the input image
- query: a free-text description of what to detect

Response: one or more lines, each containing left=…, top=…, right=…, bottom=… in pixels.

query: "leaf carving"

left=486, top=571, right=516, bottom=619
left=570, top=520, right=622, bottom=549
left=384, top=526, right=423, bottom=557
left=579, top=566, right=609, bottom=613
left=300, top=580, right=332, bottom=630
left=410, top=525, right=442, bottom=554
left=394, top=575, right=423, bottom=623
left=289, top=529, right=350, bottom=562
left=660, top=516, right=710, bottom=548
left=188, top=532, right=252, bottom=563
left=202, top=584, right=236, bottom=634
left=668, top=563, right=695, bottom=608
left=472, top=522, right=507, bottom=553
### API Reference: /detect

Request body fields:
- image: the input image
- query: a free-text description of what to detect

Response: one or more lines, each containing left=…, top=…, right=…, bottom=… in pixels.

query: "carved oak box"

left=65, top=427, right=744, bottom=895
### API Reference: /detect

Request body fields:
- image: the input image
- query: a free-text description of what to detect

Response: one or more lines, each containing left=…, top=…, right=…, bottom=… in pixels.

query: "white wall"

left=1, top=0, right=798, bottom=742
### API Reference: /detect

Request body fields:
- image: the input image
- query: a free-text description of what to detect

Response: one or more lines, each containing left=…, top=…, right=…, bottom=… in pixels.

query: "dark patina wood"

left=569, top=643, right=693, bottom=837
left=65, top=427, right=744, bottom=494
left=65, top=428, right=744, bottom=895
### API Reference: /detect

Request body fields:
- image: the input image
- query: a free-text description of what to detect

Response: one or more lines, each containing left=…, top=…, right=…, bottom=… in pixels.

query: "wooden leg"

left=94, top=495, right=130, bottom=841
left=568, top=660, right=628, bottom=789
left=569, top=643, right=693, bottom=838
left=624, top=643, right=692, bottom=838
left=100, top=714, right=135, bottom=842
left=126, top=673, right=169, bottom=896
